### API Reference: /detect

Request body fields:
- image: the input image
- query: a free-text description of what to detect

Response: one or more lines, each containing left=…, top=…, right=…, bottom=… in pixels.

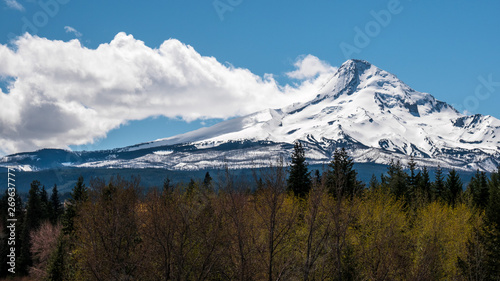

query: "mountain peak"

left=342, top=59, right=372, bottom=68
left=315, top=59, right=378, bottom=101
left=312, top=59, right=462, bottom=120
left=337, top=59, right=373, bottom=76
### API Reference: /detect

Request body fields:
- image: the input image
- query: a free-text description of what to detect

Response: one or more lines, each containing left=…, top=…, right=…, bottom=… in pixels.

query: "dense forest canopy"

left=1, top=147, right=500, bottom=280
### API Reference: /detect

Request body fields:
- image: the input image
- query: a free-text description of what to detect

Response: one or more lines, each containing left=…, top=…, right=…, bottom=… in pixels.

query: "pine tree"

left=369, top=174, right=379, bottom=189
left=19, top=180, right=44, bottom=275
left=406, top=158, right=422, bottom=203
left=468, top=170, right=490, bottom=209
left=62, top=176, right=88, bottom=235
left=433, top=166, right=446, bottom=202
left=408, top=157, right=418, bottom=189
left=40, top=185, right=49, bottom=222
left=484, top=167, right=500, bottom=279
left=256, top=177, right=264, bottom=192
left=314, top=169, right=321, bottom=186
left=445, top=169, right=462, bottom=207
left=287, top=141, right=311, bottom=197
left=45, top=237, right=67, bottom=281
left=486, top=167, right=500, bottom=228
left=203, top=172, right=213, bottom=190
left=187, top=178, right=197, bottom=195
left=326, top=148, right=364, bottom=198
left=49, top=184, right=63, bottom=225
left=163, top=177, right=174, bottom=194
left=383, top=160, right=408, bottom=199
left=418, top=166, right=432, bottom=202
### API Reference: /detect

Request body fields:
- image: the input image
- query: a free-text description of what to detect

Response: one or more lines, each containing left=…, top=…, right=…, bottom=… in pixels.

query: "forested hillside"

left=1, top=146, right=500, bottom=280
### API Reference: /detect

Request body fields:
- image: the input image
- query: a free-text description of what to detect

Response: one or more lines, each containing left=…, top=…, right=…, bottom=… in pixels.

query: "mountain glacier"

left=2, top=60, right=499, bottom=172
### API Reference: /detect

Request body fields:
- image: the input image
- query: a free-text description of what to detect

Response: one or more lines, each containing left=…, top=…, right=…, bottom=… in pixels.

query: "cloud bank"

left=0, top=33, right=336, bottom=155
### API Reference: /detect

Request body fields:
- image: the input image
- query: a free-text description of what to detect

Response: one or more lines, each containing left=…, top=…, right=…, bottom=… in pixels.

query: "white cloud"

left=0, top=33, right=337, bottom=155
left=64, top=26, right=82, bottom=37
left=286, top=54, right=337, bottom=80
left=4, top=0, right=24, bottom=11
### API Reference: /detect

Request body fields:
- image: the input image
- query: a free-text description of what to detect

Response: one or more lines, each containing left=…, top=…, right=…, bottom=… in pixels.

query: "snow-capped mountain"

left=2, top=60, right=499, bottom=172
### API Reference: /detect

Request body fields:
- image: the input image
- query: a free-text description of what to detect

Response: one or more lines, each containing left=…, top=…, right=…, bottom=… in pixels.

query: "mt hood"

left=2, top=60, right=499, bottom=172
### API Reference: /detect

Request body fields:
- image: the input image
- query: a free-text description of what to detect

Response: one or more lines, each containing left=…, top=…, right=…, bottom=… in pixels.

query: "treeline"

left=0, top=144, right=499, bottom=280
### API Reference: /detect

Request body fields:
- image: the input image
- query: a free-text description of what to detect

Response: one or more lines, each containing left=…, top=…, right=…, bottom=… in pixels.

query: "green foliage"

left=382, top=160, right=408, bottom=199
left=412, top=202, right=478, bottom=279
left=486, top=167, right=500, bottom=228
left=40, top=185, right=50, bottom=221
left=203, top=171, right=213, bottom=190
left=163, top=176, right=174, bottom=194
left=418, top=166, right=432, bottom=202
left=468, top=170, right=490, bottom=209
left=458, top=227, right=489, bottom=281
left=287, top=141, right=311, bottom=197
left=187, top=178, right=197, bottom=196
left=433, top=165, right=446, bottom=202
left=369, top=173, right=379, bottom=190
left=483, top=167, right=500, bottom=279
left=25, top=180, right=44, bottom=230
left=74, top=176, right=142, bottom=280
left=19, top=180, right=45, bottom=275
left=313, top=169, right=321, bottom=185
left=11, top=163, right=500, bottom=280
left=62, top=176, right=88, bottom=235
left=326, top=148, right=364, bottom=198
left=354, top=189, right=410, bottom=280
left=45, top=236, right=67, bottom=281
left=446, top=169, right=463, bottom=207
left=407, top=157, right=420, bottom=194
left=49, top=184, right=63, bottom=225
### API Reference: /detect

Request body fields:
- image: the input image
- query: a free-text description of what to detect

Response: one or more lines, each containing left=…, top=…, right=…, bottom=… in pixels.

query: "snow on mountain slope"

left=118, top=59, right=499, bottom=171
left=2, top=60, right=499, bottom=172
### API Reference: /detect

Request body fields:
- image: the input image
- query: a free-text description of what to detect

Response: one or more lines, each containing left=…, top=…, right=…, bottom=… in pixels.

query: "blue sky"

left=0, top=0, right=499, bottom=154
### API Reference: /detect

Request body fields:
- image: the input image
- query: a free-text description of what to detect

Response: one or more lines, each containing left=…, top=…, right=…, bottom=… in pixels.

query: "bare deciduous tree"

left=30, top=222, right=62, bottom=280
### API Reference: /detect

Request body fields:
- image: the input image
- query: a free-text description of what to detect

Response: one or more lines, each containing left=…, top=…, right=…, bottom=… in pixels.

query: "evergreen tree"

left=256, top=177, right=264, bottom=192
left=163, top=177, right=174, bottom=194
left=102, top=182, right=117, bottom=202
left=45, top=237, right=67, bottom=281
left=203, top=171, right=213, bottom=190
left=433, top=166, right=446, bottom=201
left=49, top=184, right=63, bottom=225
left=314, top=169, right=321, bottom=186
left=383, top=160, right=408, bottom=199
left=19, top=180, right=44, bottom=275
left=408, top=157, right=418, bottom=189
left=418, top=166, right=432, bottom=202
left=326, top=148, right=364, bottom=198
left=287, top=141, right=311, bottom=197
left=484, top=167, right=500, bottom=279
left=40, top=185, right=49, bottom=222
left=445, top=169, right=462, bottom=207
left=62, top=176, right=88, bottom=235
left=486, top=167, right=500, bottom=227
left=468, top=170, right=490, bottom=209
left=187, top=178, right=197, bottom=195
left=380, top=173, right=387, bottom=191
left=369, top=174, right=379, bottom=190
